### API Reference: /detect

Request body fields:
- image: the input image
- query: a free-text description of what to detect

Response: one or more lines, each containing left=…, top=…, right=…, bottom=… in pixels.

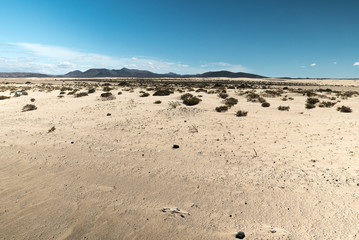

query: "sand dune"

left=0, top=78, right=358, bottom=239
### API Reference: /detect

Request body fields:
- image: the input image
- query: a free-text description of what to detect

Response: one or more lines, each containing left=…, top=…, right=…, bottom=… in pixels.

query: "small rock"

left=235, top=231, right=245, bottom=239
left=71, top=141, right=74, bottom=144
left=107, top=113, right=111, bottom=116
left=173, top=145, right=180, bottom=149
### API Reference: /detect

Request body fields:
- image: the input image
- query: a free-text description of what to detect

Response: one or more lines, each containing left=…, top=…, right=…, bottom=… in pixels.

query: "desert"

left=0, top=77, right=358, bottom=239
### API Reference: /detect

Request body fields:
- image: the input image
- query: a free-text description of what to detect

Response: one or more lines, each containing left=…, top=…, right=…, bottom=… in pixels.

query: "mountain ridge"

left=0, top=68, right=267, bottom=78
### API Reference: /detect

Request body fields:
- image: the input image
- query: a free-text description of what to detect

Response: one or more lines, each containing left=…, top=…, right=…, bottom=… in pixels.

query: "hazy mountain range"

left=0, top=68, right=266, bottom=78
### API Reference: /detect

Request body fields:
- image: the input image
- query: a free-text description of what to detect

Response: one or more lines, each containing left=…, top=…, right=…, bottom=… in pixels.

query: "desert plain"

left=0, top=77, right=359, bottom=239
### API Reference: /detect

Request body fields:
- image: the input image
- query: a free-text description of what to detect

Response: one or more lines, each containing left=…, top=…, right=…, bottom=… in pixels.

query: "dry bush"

left=100, top=92, right=116, bottom=101
left=236, top=110, right=248, bottom=117
left=153, top=88, right=173, bottom=96
left=337, top=106, right=352, bottom=113
left=180, top=93, right=193, bottom=100
left=218, top=92, right=229, bottom=99
left=22, top=104, right=37, bottom=112
left=224, top=97, right=238, bottom=107
left=278, top=106, right=290, bottom=111
left=215, top=106, right=229, bottom=112
left=261, top=102, right=270, bottom=107
left=140, top=92, right=150, bottom=97
left=183, top=96, right=201, bottom=106
left=75, top=92, right=88, bottom=98
left=154, top=100, right=162, bottom=104
left=0, top=96, right=10, bottom=100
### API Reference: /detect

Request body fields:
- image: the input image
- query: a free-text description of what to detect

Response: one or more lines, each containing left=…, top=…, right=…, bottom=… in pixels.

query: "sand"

left=0, top=78, right=358, bottom=239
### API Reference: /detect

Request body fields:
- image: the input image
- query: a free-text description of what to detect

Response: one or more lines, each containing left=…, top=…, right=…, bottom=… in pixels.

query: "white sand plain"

left=0, top=78, right=358, bottom=239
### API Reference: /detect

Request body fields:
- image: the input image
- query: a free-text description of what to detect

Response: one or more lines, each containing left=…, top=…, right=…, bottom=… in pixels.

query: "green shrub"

left=215, top=106, right=229, bottom=112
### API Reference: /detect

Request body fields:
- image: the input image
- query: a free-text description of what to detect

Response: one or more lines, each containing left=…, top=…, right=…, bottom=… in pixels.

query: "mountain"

left=0, top=68, right=266, bottom=78
left=64, top=68, right=266, bottom=78
left=0, top=72, right=51, bottom=78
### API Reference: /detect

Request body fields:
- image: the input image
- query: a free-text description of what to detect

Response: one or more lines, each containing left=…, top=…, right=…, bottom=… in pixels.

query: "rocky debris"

left=235, top=231, right=245, bottom=239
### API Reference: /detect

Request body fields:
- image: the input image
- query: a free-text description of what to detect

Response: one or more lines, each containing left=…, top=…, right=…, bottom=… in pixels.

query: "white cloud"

left=0, top=42, right=250, bottom=75
left=354, top=62, right=359, bottom=66
left=0, top=42, right=193, bottom=74
left=199, top=62, right=249, bottom=72
left=310, top=63, right=316, bottom=67
left=333, top=62, right=337, bottom=64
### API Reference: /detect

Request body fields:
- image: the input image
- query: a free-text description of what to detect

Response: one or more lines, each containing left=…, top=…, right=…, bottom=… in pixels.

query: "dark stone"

left=235, top=231, right=245, bottom=239
left=107, top=113, right=111, bottom=116
left=173, top=145, right=180, bottom=149
left=71, top=141, right=74, bottom=144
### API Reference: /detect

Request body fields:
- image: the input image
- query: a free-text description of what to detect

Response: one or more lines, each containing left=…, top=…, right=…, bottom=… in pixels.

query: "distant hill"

left=64, top=68, right=266, bottom=78
left=0, top=72, right=51, bottom=78
left=0, top=68, right=267, bottom=78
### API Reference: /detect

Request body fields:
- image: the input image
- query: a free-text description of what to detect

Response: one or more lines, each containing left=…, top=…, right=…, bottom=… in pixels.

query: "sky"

left=0, top=0, right=359, bottom=78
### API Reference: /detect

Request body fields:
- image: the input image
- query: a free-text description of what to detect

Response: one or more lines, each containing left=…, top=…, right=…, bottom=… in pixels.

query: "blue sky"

left=0, top=0, right=358, bottom=77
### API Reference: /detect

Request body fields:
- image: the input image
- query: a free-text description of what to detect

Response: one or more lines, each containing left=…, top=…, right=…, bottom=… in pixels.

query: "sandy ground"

left=0, top=79, right=358, bottom=239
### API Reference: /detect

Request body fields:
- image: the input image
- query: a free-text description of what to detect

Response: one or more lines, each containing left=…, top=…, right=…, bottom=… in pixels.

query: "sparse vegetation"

left=0, top=96, right=10, bottom=100
left=337, top=105, right=352, bottom=113
left=100, top=92, right=116, bottom=100
left=140, top=92, right=150, bottom=97
left=153, top=88, right=173, bottom=96
left=103, top=86, right=113, bottom=92
left=236, top=110, right=248, bottom=117
left=180, top=93, right=194, bottom=100
left=306, top=98, right=320, bottom=105
left=305, top=103, right=316, bottom=109
left=224, top=97, right=238, bottom=107
left=75, top=92, right=88, bottom=98
left=215, top=106, right=229, bottom=112
left=30, top=98, right=36, bottom=102
left=22, top=104, right=37, bottom=112
left=183, top=96, right=201, bottom=106
left=88, top=88, right=96, bottom=94
left=218, top=92, right=229, bottom=99
left=319, top=101, right=336, bottom=108
left=168, top=101, right=181, bottom=108
left=278, top=106, right=290, bottom=111
left=261, top=102, right=270, bottom=107
left=154, top=100, right=162, bottom=104
left=48, top=126, right=56, bottom=133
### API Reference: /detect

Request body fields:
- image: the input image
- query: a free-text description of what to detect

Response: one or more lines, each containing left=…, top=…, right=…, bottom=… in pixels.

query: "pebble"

left=173, top=145, right=180, bottom=149
left=107, top=113, right=111, bottom=116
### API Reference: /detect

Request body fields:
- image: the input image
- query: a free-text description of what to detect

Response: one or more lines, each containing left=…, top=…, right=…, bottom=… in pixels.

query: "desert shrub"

left=21, top=91, right=28, bottom=95
left=305, top=103, right=316, bottom=109
left=303, top=90, right=317, bottom=97
left=103, top=86, right=112, bottom=92
left=118, top=91, right=122, bottom=95
left=196, top=88, right=207, bottom=93
left=154, top=100, right=162, bottom=104
left=88, top=88, right=96, bottom=94
left=60, top=91, right=66, bottom=95
left=75, top=92, right=88, bottom=98
left=215, top=106, right=229, bottom=112
left=288, top=97, right=294, bottom=100
left=278, top=106, right=290, bottom=111
left=181, top=93, right=194, bottom=100
left=236, top=110, right=248, bottom=117
left=258, top=97, right=266, bottom=103
left=146, top=87, right=155, bottom=91
left=48, top=126, right=56, bottom=133
left=30, top=98, right=35, bottom=102
left=225, top=97, right=238, bottom=107
left=0, top=96, right=10, bottom=100
left=337, top=91, right=358, bottom=99
left=246, top=92, right=260, bottom=102
left=57, top=95, right=64, bottom=98
left=183, top=96, right=201, bottom=106
left=153, top=88, right=173, bottom=96
left=100, top=92, right=116, bottom=101
left=140, top=92, right=150, bottom=97
left=320, top=101, right=336, bottom=108
left=306, top=98, right=320, bottom=104
left=22, top=104, right=37, bottom=112
left=337, top=106, right=352, bottom=113
left=168, top=101, right=180, bottom=108
left=218, top=92, right=229, bottom=99
left=262, top=89, right=283, bottom=97
left=261, top=102, right=270, bottom=107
